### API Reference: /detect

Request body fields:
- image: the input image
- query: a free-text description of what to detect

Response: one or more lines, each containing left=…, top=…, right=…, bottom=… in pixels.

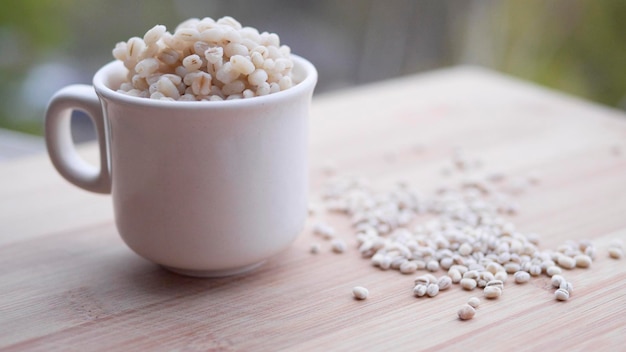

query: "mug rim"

left=93, top=54, right=317, bottom=108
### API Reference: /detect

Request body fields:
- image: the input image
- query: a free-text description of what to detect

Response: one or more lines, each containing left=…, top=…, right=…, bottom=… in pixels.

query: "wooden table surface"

left=1, top=67, right=625, bottom=351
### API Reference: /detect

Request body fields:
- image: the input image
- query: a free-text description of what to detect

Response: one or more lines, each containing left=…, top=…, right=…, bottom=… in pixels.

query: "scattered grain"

left=313, top=153, right=620, bottom=319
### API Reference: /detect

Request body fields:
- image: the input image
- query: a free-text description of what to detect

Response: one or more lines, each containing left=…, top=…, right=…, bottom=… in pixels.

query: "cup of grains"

left=44, top=16, right=318, bottom=277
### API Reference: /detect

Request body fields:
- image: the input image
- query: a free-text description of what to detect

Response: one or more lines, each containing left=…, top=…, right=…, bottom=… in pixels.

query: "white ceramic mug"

left=45, top=55, right=317, bottom=277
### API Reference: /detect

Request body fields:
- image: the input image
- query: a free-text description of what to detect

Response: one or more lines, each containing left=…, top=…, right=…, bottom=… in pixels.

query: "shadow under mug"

left=45, top=55, right=317, bottom=277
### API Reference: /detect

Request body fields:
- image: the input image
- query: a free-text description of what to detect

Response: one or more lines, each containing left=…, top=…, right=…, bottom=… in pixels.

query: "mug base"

left=161, top=260, right=266, bottom=278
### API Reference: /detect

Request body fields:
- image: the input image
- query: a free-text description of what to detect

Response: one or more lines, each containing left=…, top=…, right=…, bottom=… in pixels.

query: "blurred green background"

left=0, top=0, right=625, bottom=142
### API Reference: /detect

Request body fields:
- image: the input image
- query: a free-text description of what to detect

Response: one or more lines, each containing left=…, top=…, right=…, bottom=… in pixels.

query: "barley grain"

left=608, top=247, right=623, bottom=259
left=426, top=259, right=440, bottom=272
left=467, top=297, right=480, bottom=308
left=559, top=281, right=573, bottom=294
left=448, top=269, right=462, bottom=283
left=574, top=254, right=592, bottom=268
left=312, top=222, right=335, bottom=239
left=551, top=275, right=564, bottom=288
left=400, top=260, right=418, bottom=274
left=426, top=283, right=440, bottom=297
left=529, top=264, right=542, bottom=276
left=504, top=262, right=521, bottom=274
left=463, top=270, right=479, bottom=280
left=379, top=256, right=392, bottom=270
left=331, top=238, right=347, bottom=254
left=113, top=16, right=294, bottom=101
left=458, top=304, right=476, bottom=320
left=458, top=242, right=473, bottom=256
left=413, top=284, right=427, bottom=297
left=557, top=255, right=576, bottom=269
left=555, top=288, right=570, bottom=301
left=486, top=279, right=504, bottom=290
left=460, top=278, right=477, bottom=291
left=483, top=286, right=502, bottom=299
left=352, top=286, right=369, bottom=300
left=514, top=271, right=530, bottom=284
left=182, top=54, right=203, bottom=71
left=414, top=274, right=436, bottom=286
left=546, top=265, right=562, bottom=277
left=494, top=271, right=508, bottom=281
left=437, top=276, right=452, bottom=290
left=486, top=262, right=501, bottom=275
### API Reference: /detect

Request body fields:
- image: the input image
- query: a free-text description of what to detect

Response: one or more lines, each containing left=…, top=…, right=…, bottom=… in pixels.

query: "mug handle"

left=45, top=84, right=111, bottom=194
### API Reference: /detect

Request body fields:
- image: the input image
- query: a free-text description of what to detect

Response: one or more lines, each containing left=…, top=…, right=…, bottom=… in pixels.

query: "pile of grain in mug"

left=112, top=16, right=294, bottom=101
left=308, top=150, right=623, bottom=320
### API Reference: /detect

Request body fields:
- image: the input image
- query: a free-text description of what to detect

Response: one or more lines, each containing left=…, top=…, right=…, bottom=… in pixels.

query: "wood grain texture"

left=1, top=67, right=625, bottom=351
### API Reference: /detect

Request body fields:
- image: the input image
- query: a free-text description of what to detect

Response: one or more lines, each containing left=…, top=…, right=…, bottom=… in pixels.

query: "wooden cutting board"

left=1, top=67, right=625, bottom=351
